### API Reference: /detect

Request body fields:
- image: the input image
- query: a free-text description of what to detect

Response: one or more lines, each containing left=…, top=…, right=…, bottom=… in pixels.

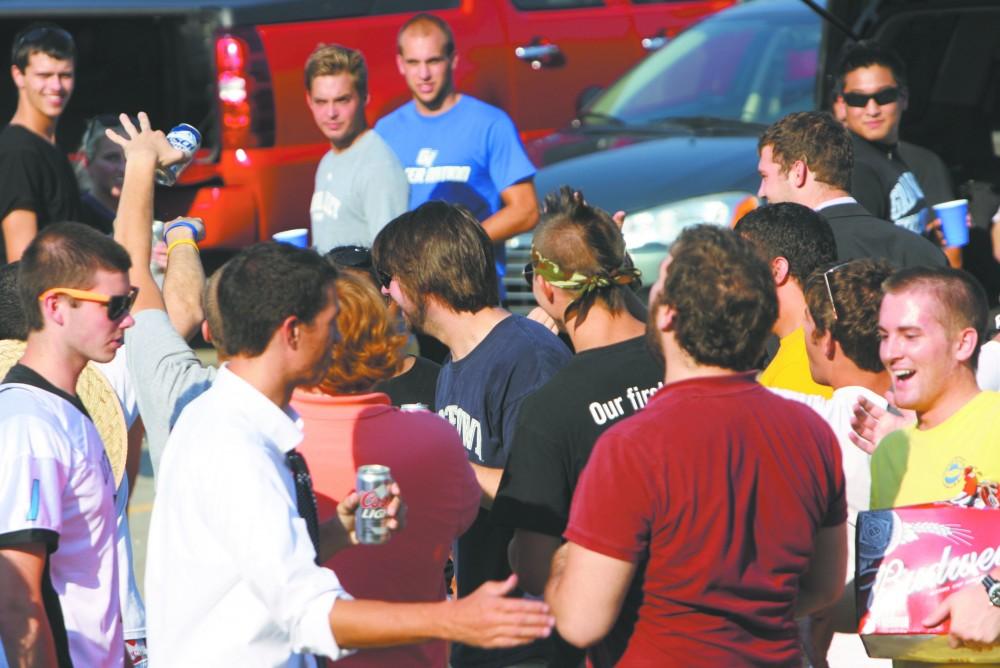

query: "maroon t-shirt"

left=565, top=373, right=846, bottom=667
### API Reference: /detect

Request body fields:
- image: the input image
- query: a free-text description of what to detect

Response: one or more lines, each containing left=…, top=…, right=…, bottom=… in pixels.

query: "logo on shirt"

left=587, top=383, right=663, bottom=426
left=25, top=478, right=40, bottom=521
left=889, top=171, right=927, bottom=233
left=944, top=459, right=999, bottom=509
left=310, top=190, right=342, bottom=221
left=406, top=147, right=471, bottom=186
left=438, top=405, right=483, bottom=460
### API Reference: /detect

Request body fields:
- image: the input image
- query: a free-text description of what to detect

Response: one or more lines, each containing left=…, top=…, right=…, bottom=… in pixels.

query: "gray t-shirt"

left=309, top=130, right=409, bottom=253
left=124, top=309, right=217, bottom=478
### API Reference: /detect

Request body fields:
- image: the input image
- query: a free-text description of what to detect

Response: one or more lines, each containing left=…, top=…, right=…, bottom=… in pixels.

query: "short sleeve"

left=563, top=426, right=655, bottom=563
left=485, top=111, right=536, bottom=193
left=0, top=412, right=71, bottom=550
left=0, top=147, right=45, bottom=219
left=492, top=399, right=572, bottom=536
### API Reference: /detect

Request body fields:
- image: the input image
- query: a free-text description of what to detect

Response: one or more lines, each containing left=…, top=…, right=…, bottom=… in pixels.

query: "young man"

left=545, top=225, right=847, bottom=666
left=373, top=201, right=570, bottom=668
left=869, top=266, right=1000, bottom=658
left=375, top=14, right=538, bottom=282
left=305, top=44, right=408, bottom=253
left=145, top=240, right=555, bottom=665
left=769, top=258, right=895, bottom=667
left=490, top=188, right=662, bottom=665
left=735, top=202, right=837, bottom=397
left=0, top=24, right=82, bottom=263
left=757, top=111, right=945, bottom=269
left=832, top=41, right=952, bottom=237
left=0, top=222, right=137, bottom=667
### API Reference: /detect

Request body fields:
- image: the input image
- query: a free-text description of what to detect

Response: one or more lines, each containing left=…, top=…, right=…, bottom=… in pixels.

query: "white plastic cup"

left=932, top=199, right=969, bottom=248
left=272, top=228, right=309, bottom=248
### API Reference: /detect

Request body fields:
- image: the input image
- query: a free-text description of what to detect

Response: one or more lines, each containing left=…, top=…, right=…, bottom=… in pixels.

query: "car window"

left=369, top=0, right=460, bottom=13
left=588, top=10, right=819, bottom=125
left=510, top=0, right=604, bottom=10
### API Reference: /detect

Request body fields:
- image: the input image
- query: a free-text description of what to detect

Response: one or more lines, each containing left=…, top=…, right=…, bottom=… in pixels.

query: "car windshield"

left=586, top=5, right=821, bottom=127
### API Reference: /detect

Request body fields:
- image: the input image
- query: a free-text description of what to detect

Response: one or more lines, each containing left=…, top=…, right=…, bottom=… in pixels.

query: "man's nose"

left=865, top=97, right=882, bottom=115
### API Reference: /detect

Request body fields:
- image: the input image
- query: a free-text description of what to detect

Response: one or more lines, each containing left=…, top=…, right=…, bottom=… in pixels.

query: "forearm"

left=330, top=598, right=450, bottom=649
left=0, top=602, right=58, bottom=667
left=116, top=152, right=165, bottom=312
left=469, top=462, right=503, bottom=509
left=162, top=240, right=205, bottom=340
left=480, top=203, right=538, bottom=243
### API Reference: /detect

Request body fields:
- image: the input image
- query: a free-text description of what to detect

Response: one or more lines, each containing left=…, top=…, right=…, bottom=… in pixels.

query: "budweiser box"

left=856, top=502, right=1000, bottom=662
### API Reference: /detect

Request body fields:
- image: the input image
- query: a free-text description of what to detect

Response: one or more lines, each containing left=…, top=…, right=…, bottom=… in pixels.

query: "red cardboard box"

left=857, top=503, right=1000, bottom=662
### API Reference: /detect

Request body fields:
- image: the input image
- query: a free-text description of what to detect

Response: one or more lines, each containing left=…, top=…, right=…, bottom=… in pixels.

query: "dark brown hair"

left=656, top=225, right=777, bottom=371
left=758, top=111, right=853, bottom=191
left=19, top=223, right=131, bottom=332
left=372, top=201, right=498, bottom=313
left=533, top=186, right=632, bottom=320
left=805, top=259, right=893, bottom=373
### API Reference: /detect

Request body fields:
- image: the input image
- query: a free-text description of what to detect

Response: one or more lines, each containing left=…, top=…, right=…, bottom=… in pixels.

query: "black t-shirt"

left=849, top=132, right=931, bottom=234
left=493, top=336, right=664, bottom=537
left=0, top=125, right=82, bottom=263
left=371, top=355, right=440, bottom=409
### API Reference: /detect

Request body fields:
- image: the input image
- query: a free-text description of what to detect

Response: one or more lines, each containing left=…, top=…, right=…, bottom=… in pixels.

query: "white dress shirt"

left=145, top=366, right=353, bottom=667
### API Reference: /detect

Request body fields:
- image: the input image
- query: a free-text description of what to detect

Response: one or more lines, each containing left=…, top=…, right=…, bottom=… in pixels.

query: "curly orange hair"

left=316, top=272, right=407, bottom=395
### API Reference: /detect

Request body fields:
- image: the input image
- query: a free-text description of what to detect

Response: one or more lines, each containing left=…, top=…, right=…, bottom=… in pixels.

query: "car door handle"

left=641, top=33, right=668, bottom=51
left=515, top=42, right=564, bottom=69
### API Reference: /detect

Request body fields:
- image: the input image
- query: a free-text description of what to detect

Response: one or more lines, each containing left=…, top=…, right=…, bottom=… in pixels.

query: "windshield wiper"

left=648, top=116, right=768, bottom=133
left=574, top=110, right=625, bottom=127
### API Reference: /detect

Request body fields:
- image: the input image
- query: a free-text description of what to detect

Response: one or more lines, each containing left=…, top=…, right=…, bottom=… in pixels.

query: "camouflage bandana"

left=530, top=246, right=642, bottom=319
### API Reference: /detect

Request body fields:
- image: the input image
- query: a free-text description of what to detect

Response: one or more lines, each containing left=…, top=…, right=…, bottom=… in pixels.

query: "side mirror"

left=576, top=85, right=603, bottom=115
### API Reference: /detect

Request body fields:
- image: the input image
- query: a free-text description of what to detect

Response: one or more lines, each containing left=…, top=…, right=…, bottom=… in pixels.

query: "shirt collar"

left=815, top=196, right=857, bottom=211
left=214, top=365, right=304, bottom=454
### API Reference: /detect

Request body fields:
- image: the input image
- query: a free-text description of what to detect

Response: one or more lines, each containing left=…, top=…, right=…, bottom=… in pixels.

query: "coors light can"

left=156, top=123, right=202, bottom=186
left=355, top=465, right=393, bottom=545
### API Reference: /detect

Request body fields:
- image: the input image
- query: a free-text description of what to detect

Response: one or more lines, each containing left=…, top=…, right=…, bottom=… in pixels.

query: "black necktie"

left=285, top=449, right=321, bottom=564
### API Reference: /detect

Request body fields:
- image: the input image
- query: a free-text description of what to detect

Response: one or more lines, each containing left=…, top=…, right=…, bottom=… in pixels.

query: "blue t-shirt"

left=435, top=314, right=570, bottom=668
left=375, top=96, right=536, bottom=284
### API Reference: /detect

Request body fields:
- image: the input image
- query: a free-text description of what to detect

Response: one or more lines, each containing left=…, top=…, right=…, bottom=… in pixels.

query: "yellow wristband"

left=167, top=238, right=200, bottom=255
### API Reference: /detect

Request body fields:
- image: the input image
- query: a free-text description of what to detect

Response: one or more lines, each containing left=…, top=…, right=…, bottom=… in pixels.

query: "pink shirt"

left=291, top=390, right=481, bottom=668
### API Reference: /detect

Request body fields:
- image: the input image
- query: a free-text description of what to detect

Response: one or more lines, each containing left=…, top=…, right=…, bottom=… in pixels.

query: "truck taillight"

left=215, top=29, right=274, bottom=150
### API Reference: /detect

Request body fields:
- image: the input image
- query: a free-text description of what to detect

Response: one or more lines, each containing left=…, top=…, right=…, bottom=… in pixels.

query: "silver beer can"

left=156, top=123, right=202, bottom=186
left=355, top=464, right=393, bottom=545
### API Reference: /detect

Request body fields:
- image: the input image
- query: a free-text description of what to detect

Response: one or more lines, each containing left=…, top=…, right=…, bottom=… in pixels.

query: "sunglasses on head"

left=39, top=286, right=139, bottom=321
left=326, top=245, right=372, bottom=270
left=822, top=262, right=852, bottom=321
left=841, top=87, right=901, bottom=108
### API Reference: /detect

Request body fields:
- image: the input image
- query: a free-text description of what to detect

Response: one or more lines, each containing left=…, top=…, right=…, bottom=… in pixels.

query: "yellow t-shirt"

left=871, top=391, right=1000, bottom=509
left=758, top=327, right=833, bottom=398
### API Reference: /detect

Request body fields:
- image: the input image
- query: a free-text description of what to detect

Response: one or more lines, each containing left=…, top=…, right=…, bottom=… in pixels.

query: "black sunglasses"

left=376, top=269, right=393, bottom=290
left=841, top=87, right=901, bottom=108
left=522, top=262, right=534, bottom=287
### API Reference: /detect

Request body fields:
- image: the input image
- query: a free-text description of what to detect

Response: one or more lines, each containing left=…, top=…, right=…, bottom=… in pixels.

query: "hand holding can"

left=354, top=465, right=404, bottom=544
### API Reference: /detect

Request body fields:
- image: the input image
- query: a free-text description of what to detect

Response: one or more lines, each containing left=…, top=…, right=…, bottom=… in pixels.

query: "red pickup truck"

left=0, top=0, right=731, bottom=254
